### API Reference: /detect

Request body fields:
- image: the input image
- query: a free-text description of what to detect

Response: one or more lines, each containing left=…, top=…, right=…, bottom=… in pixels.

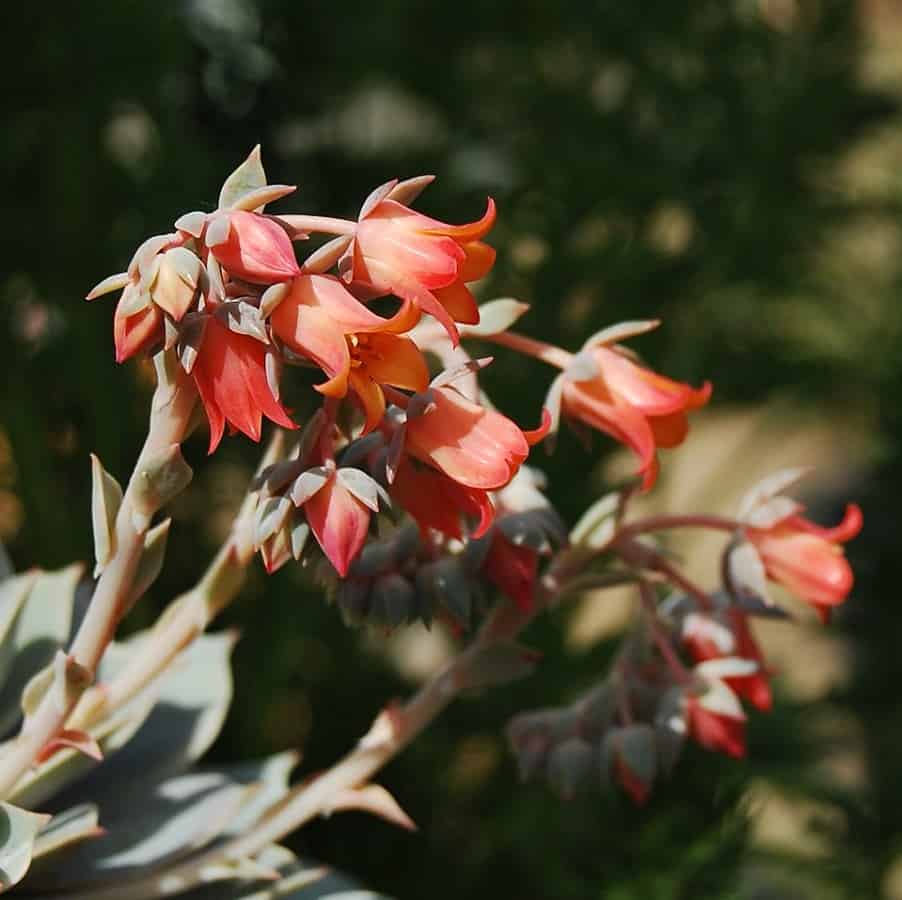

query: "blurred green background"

left=4, top=0, right=902, bottom=896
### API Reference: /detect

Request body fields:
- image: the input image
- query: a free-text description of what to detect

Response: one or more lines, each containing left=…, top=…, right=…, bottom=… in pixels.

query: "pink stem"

left=275, top=214, right=357, bottom=237
left=619, top=514, right=739, bottom=539
left=478, top=329, right=574, bottom=370
left=640, top=581, right=691, bottom=683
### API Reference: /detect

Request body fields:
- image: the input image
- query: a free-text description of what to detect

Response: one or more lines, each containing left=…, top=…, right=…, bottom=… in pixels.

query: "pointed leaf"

left=301, top=234, right=354, bottom=275
left=0, top=803, right=50, bottom=889
left=175, top=211, right=208, bottom=238
left=0, top=572, right=39, bottom=687
left=581, top=319, right=661, bottom=349
left=0, top=565, right=80, bottom=735
left=90, top=454, right=123, bottom=577
left=219, top=146, right=268, bottom=210
left=85, top=272, right=129, bottom=301
left=725, top=540, right=770, bottom=605
left=387, top=174, right=435, bottom=206
left=327, top=783, right=416, bottom=831
left=216, top=301, right=269, bottom=344
left=260, top=282, right=292, bottom=318
left=335, top=468, right=390, bottom=513
left=291, top=468, right=331, bottom=507
left=231, top=184, right=297, bottom=212
left=737, top=467, right=811, bottom=521
left=128, top=519, right=171, bottom=608
left=459, top=299, right=530, bottom=337
left=569, top=491, right=620, bottom=549
left=32, top=805, right=101, bottom=861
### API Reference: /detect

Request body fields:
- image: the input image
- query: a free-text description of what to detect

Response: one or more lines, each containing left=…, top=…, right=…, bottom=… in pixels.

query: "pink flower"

left=559, top=344, right=710, bottom=490
left=347, top=185, right=496, bottom=343
left=403, top=386, right=544, bottom=491
left=209, top=210, right=300, bottom=284
left=301, top=470, right=372, bottom=577
left=270, top=274, right=426, bottom=432
left=191, top=317, right=296, bottom=453
left=747, top=504, right=863, bottom=621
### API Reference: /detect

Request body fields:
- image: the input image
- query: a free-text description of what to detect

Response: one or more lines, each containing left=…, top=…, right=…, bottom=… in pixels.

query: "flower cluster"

left=88, top=149, right=707, bottom=584
left=87, top=149, right=863, bottom=812
left=508, top=472, right=862, bottom=803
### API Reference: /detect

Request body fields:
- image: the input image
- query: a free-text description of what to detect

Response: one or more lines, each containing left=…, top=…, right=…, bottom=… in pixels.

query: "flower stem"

left=476, top=329, right=573, bottom=370
left=639, top=581, right=690, bottom=683
left=90, top=557, right=579, bottom=900
left=0, top=354, right=197, bottom=799
left=618, top=514, right=739, bottom=540
left=611, top=535, right=714, bottom=611
left=275, top=214, right=357, bottom=237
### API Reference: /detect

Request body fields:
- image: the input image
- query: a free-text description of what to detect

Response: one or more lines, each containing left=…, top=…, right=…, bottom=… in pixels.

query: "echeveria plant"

left=0, top=148, right=861, bottom=896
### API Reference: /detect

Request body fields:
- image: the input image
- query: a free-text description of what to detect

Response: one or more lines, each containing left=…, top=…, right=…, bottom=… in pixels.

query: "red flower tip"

left=523, top=407, right=553, bottom=446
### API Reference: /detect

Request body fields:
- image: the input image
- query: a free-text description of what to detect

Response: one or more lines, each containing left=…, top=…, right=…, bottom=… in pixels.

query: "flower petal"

left=304, top=474, right=370, bottom=576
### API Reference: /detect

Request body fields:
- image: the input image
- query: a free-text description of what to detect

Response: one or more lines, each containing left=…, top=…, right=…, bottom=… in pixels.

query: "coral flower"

left=391, top=458, right=494, bottom=539
left=298, top=469, right=372, bottom=577
left=272, top=274, right=427, bottom=432
left=559, top=344, right=710, bottom=490
left=191, top=317, right=295, bottom=453
left=403, top=386, right=543, bottom=491
left=746, top=504, right=863, bottom=621
left=208, top=210, right=301, bottom=284
left=347, top=183, right=496, bottom=343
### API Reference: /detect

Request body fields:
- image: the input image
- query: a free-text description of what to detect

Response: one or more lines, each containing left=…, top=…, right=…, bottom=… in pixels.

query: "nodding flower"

left=191, top=316, right=295, bottom=453
left=746, top=503, right=863, bottom=622
left=403, top=384, right=546, bottom=491
left=345, top=179, right=496, bottom=344
left=549, top=326, right=710, bottom=490
left=207, top=210, right=301, bottom=284
left=271, top=273, right=426, bottom=433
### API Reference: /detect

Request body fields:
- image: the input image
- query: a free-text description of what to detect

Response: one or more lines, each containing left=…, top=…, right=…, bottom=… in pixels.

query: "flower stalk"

left=0, top=353, right=197, bottom=799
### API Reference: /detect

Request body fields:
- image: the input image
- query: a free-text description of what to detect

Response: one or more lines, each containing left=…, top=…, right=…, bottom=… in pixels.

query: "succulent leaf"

left=0, top=565, right=81, bottom=736
left=0, top=802, right=51, bottom=890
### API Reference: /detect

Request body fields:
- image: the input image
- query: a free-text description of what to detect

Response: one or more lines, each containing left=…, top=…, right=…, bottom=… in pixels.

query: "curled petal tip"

left=523, top=408, right=553, bottom=446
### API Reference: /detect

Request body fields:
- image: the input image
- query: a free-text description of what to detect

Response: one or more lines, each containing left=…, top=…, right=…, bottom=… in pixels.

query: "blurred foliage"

left=4, top=0, right=902, bottom=897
